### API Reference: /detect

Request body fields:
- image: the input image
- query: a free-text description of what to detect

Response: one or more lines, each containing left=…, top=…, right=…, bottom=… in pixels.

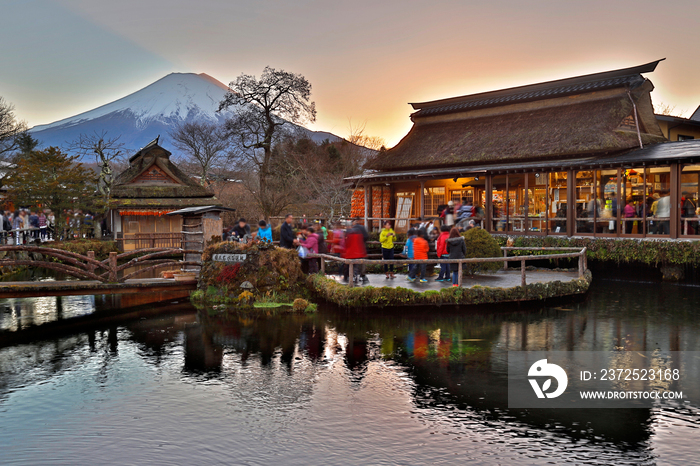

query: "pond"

left=0, top=280, right=699, bottom=465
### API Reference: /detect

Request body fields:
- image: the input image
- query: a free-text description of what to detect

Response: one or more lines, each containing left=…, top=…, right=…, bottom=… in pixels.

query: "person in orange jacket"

left=407, top=228, right=429, bottom=283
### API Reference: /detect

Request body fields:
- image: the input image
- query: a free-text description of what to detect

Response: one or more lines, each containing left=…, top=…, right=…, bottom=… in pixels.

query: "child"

left=408, top=228, right=429, bottom=283
left=379, top=221, right=396, bottom=279
left=405, top=228, right=416, bottom=277
left=257, top=220, right=273, bottom=242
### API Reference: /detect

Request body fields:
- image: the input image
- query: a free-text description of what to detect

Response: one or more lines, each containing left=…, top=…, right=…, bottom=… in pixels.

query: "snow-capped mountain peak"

left=30, top=72, right=340, bottom=158
left=33, top=73, right=231, bottom=132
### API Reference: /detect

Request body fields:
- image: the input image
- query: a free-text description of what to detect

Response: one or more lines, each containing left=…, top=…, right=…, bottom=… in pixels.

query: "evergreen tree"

left=5, top=147, right=96, bottom=233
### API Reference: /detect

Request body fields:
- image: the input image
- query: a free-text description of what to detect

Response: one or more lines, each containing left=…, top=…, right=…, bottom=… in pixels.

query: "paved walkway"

left=328, top=269, right=580, bottom=290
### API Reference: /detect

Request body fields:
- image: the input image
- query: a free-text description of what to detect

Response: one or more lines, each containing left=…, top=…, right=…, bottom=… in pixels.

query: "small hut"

left=110, top=137, right=217, bottom=250
left=167, top=205, right=237, bottom=264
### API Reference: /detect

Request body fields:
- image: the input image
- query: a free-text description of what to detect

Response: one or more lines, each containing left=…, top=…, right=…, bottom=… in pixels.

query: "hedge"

left=307, top=271, right=592, bottom=308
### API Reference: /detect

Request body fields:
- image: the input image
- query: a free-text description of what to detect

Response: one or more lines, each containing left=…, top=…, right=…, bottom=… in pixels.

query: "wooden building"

left=111, top=138, right=218, bottom=250
left=656, top=106, right=700, bottom=141
left=350, top=60, right=700, bottom=239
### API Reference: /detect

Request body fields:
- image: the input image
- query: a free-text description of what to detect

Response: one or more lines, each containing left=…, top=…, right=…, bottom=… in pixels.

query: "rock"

left=661, top=264, right=684, bottom=281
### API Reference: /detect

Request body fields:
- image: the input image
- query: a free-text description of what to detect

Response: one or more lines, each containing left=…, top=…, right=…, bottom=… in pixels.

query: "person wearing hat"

left=445, top=200, right=455, bottom=227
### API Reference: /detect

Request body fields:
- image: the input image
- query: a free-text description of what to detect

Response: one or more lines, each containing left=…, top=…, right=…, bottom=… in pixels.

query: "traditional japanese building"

left=655, top=105, right=700, bottom=142
left=110, top=137, right=218, bottom=250
left=350, top=59, right=700, bottom=239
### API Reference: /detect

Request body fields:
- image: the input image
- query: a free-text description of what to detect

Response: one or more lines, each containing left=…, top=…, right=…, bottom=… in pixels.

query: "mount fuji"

left=30, top=72, right=341, bottom=159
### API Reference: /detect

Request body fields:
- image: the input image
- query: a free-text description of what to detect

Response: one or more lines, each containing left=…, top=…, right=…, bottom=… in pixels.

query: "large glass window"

left=507, top=175, right=526, bottom=232
left=455, top=177, right=486, bottom=228
left=491, top=176, right=507, bottom=232
left=575, top=170, right=595, bottom=234
left=620, top=168, right=645, bottom=235
left=526, top=173, right=547, bottom=233
left=549, top=172, right=568, bottom=234
left=597, top=169, right=619, bottom=235
left=646, top=167, right=671, bottom=235
left=680, top=165, right=700, bottom=236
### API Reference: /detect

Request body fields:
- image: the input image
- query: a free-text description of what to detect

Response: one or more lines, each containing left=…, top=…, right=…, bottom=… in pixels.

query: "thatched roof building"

left=111, top=137, right=215, bottom=210
left=350, top=60, right=700, bottom=240
left=110, top=137, right=217, bottom=250
left=367, top=60, right=666, bottom=172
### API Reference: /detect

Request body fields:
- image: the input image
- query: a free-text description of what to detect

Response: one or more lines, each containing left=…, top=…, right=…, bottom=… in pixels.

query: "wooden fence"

left=308, top=247, right=587, bottom=287
left=119, top=233, right=183, bottom=250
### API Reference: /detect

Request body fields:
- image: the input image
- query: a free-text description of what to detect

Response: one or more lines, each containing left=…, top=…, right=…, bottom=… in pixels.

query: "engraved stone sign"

left=212, top=253, right=247, bottom=263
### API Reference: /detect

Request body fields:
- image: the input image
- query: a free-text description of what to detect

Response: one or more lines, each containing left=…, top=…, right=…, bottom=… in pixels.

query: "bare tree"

left=169, top=121, right=229, bottom=186
left=279, top=135, right=365, bottom=221
left=69, top=131, right=125, bottom=204
left=654, top=102, right=687, bottom=118
left=219, top=66, right=316, bottom=219
left=0, top=97, right=28, bottom=158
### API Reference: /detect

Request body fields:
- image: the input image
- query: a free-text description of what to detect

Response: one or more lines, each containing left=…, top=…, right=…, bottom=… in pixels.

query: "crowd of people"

left=0, top=209, right=104, bottom=245
left=225, top=213, right=472, bottom=287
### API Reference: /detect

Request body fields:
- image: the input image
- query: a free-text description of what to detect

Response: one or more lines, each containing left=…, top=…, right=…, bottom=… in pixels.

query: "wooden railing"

left=308, top=247, right=587, bottom=288
left=0, top=246, right=201, bottom=283
left=120, top=233, right=183, bottom=250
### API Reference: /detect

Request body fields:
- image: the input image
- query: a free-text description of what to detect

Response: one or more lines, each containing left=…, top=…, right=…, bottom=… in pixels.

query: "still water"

left=0, top=280, right=699, bottom=465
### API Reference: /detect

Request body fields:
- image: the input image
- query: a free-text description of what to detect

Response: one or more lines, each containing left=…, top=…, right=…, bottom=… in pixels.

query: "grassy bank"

left=306, top=271, right=592, bottom=308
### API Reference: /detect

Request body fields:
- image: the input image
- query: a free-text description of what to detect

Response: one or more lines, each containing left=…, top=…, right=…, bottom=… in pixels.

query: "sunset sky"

left=2, top=0, right=699, bottom=146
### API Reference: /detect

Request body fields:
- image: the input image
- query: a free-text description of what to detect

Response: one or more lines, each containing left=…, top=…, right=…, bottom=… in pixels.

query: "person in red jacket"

left=408, top=228, right=429, bottom=283
left=342, top=220, right=368, bottom=283
left=435, top=224, right=451, bottom=281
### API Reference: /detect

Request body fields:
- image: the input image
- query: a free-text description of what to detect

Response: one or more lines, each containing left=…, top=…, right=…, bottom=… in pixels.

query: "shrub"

left=292, top=298, right=309, bottom=312
left=49, top=239, right=119, bottom=261
left=216, top=263, right=242, bottom=285
left=462, top=228, right=502, bottom=274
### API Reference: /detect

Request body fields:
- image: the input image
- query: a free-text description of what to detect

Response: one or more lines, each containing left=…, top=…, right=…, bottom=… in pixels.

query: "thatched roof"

left=112, top=138, right=215, bottom=200
left=367, top=63, right=667, bottom=172
left=110, top=196, right=219, bottom=209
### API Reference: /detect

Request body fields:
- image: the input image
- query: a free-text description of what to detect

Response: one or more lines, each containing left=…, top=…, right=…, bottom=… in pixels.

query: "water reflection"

left=1, top=281, right=699, bottom=464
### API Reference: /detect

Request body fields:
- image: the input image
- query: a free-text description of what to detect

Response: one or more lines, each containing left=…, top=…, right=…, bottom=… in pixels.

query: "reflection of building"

left=350, top=60, right=700, bottom=239
left=110, top=138, right=217, bottom=250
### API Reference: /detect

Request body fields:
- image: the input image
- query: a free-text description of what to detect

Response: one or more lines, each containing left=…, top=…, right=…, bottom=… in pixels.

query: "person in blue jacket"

left=405, top=227, right=416, bottom=276
left=257, top=220, right=273, bottom=243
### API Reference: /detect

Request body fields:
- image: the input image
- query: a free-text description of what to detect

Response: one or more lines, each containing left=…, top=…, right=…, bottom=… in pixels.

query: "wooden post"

left=458, top=261, right=463, bottom=287
left=419, top=181, right=425, bottom=219
left=86, top=251, right=95, bottom=274
left=320, top=256, right=325, bottom=275
left=348, top=262, right=354, bottom=287
left=363, top=186, right=370, bottom=228
left=521, top=259, right=526, bottom=287
left=578, top=252, right=585, bottom=278
left=109, top=252, right=118, bottom=283
left=503, top=248, right=508, bottom=271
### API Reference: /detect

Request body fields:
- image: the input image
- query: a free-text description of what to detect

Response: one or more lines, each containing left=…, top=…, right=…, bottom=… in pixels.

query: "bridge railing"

left=307, top=246, right=587, bottom=287
left=0, top=246, right=203, bottom=283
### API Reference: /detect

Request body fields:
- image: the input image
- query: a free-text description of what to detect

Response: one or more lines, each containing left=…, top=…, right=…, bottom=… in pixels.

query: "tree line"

left=0, top=67, right=383, bottom=227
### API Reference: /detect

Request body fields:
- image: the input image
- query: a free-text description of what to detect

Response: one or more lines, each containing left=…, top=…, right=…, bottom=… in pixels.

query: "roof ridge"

left=411, top=59, right=665, bottom=117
